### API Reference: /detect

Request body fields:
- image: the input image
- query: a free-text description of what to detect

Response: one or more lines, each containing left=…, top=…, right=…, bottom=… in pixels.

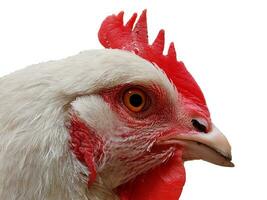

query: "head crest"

left=98, top=10, right=209, bottom=117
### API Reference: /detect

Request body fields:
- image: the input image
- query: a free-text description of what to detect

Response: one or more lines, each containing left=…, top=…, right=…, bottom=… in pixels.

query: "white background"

left=0, top=0, right=266, bottom=199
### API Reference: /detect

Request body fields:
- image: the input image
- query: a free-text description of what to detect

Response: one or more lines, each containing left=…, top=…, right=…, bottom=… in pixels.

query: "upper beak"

left=159, top=124, right=234, bottom=167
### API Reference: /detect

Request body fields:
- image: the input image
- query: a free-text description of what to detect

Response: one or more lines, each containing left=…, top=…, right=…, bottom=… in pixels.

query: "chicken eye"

left=123, top=88, right=146, bottom=112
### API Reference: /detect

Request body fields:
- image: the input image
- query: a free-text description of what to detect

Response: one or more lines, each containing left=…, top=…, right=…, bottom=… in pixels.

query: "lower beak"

left=159, top=124, right=234, bottom=167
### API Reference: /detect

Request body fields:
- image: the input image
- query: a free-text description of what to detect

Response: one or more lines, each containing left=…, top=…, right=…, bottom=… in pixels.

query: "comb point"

left=133, top=9, right=148, bottom=43
left=152, top=29, right=165, bottom=54
left=117, top=11, right=124, bottom=18
left=126, top=13, right=138, bottom=29
left=117, top=11, right=124, bottom=24
left=168, top=42, right=177, bottom=59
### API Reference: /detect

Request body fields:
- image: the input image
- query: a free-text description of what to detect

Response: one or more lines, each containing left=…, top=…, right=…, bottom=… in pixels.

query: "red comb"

left=98, top=10, right=209, bottom=117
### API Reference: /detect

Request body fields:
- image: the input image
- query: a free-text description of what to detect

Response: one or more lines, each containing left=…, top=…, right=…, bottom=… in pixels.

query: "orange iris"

left=123, top=88, right=146, bottom=112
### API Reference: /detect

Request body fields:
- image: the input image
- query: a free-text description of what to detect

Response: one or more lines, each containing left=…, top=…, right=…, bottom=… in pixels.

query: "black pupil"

left=129, top=94, right=143, bottom=107
left=191, top=119, right=207, bottom=133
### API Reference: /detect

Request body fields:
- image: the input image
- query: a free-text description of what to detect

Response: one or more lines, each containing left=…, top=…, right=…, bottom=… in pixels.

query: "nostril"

left=191, top=119, right=207, bottom=133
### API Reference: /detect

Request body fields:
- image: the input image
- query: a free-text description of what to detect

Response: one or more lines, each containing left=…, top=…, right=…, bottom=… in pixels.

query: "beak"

left=159, top=124, right=234, bottom=167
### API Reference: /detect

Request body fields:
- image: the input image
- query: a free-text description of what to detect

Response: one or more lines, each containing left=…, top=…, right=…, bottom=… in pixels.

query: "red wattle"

left=118, top=150, right=186, bottom=200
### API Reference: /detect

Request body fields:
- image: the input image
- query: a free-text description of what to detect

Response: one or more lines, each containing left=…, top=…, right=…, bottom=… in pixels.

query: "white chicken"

left=0, top=10, right=233, bottom=200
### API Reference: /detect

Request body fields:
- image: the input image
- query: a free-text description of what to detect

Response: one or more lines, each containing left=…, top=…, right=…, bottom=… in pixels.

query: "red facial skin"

left=68, top=83, right=199, bottom=200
